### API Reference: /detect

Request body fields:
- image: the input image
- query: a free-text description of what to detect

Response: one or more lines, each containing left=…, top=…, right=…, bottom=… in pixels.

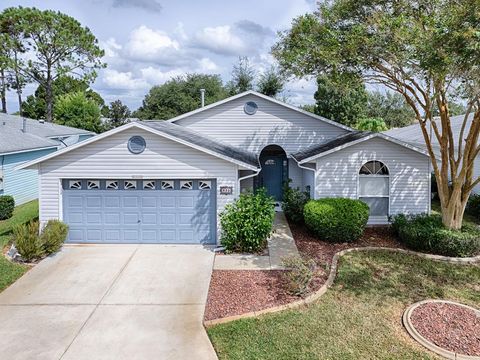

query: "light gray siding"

left=314, top=137, right=430, bottom=220
left=38, top=127, right=238, bottom=243
left=175, top=94, right=349, bottom=155
left=288, top=158, right=303, bottom=189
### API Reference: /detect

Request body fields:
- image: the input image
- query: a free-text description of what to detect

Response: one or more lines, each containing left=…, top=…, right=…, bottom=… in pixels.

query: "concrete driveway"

left=0, top=245, right=217, bottom=360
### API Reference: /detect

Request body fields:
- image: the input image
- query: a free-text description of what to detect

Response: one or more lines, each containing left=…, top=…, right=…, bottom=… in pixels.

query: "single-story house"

left=18, top=91, right=431, bottom=244
left=384, top=114, right=480, bottom=193
left=0, top=113, right=94, bottom=205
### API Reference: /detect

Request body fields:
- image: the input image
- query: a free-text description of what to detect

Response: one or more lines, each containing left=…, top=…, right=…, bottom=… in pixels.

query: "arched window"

left=358, top=161, right=389, bottom=217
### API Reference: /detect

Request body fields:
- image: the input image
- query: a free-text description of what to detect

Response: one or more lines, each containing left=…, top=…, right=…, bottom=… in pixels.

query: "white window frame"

left=357, top=161, right=390, bottom=217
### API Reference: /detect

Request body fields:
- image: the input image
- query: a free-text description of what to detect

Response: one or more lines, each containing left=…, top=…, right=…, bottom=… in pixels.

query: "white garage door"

left=62, top=179, right=216, bottom=244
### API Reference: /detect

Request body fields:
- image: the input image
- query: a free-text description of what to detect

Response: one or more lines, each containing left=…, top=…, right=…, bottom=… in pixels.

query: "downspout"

left=237, top=167, right=261, bottom=197
left=292, top=155, right=316, bottom=199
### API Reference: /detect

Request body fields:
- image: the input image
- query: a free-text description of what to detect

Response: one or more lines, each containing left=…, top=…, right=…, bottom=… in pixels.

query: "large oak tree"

left=273, top=0, right=480, bottom=229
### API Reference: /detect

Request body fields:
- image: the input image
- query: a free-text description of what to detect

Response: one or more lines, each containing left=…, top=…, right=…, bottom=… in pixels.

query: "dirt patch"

left=410, top=302, right=480, bottom=356
left=204, top=270, right=298, bottom=321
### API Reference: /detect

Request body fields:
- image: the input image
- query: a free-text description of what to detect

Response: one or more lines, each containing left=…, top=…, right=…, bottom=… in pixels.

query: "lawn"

left=0, top=200, right=38, bottom=292
left=207, top=251, right=480, bottom=360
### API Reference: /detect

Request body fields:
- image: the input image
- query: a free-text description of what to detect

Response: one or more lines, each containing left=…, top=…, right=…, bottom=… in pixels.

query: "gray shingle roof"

left=292, top=131, right=372, bottom=162
left=0, top=113, right=94, bottom=155
left=139, top=121, right=260, bottom=168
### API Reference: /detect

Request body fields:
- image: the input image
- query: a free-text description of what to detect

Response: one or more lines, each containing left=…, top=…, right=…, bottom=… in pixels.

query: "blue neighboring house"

left=0, top=113, right=94, bottom=205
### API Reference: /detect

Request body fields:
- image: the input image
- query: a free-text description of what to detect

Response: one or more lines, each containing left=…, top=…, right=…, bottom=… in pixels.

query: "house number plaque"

left=219, top=186, right=233, bottom=195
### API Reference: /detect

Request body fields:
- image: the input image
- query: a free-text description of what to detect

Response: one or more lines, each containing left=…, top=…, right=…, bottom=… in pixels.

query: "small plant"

left=12, top=221, right=44, bottom=262
left=282, top=180, right=310, bottom=223
left=391, top=214, right=480, bottom=257
left=304, top=198, right=370, bottom=242
left=282, top=255, right=318, bottom=296
left=0, top=195, right=15, bottom=220
left=220, top=188, right=275, bottom=253
left=40, top=220, right=69, bottom=255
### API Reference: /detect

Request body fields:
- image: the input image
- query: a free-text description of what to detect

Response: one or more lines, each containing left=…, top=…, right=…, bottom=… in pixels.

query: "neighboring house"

left=19, top=91, right=430, bottom=244
left=384, top=114, right=480, bottom=193
left=0, top=113, right=94, bottom=205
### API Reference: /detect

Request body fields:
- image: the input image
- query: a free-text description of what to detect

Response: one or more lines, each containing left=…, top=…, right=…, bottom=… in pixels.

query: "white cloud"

left=100, top=37, right=122, bottom=58
left=102, top=69, right=148, bottom=90
left=198, top=58, right=218, bottom=72
left=192, top=21, right=274, bottom=56
left=140, top=66, right=183, bottom=85
left=125, top=25, right=181, bottom=63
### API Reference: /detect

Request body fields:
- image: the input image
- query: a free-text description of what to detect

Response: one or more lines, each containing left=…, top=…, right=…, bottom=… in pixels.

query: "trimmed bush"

left=0, top=195, right=15, bottom=220
left=304, top=198, right=370, bottom=242
left=40, top=220, right=69, bottom=255
left=220, top=188, right=275, bottom=253
left=391, top=214, right=480, bottom=257
left=13, top=221, right=44, bottom=262
left=282, top=180, right=310, bottom=224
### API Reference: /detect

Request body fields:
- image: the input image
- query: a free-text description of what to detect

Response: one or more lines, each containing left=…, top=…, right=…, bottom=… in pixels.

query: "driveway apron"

left=0, top=244, right=217, bottom=360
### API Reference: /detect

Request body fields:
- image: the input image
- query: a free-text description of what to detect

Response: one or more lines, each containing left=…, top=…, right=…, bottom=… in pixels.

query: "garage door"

left=62, top=179, right=216, bottom=244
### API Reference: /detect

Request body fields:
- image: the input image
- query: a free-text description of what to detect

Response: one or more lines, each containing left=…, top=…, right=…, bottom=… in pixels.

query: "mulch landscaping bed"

left=410, top=302, right=480, bottom=356
left=205, top=224, right=404, bottom=321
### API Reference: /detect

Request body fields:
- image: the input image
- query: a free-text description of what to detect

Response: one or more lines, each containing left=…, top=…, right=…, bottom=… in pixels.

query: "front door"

left=259, top=155, right=285, bottom=201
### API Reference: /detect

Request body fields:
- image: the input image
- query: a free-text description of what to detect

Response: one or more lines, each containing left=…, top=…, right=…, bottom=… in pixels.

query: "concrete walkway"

left=0, top=245, right=217, bottom=360
left=214, top=212, right=299, bottom=270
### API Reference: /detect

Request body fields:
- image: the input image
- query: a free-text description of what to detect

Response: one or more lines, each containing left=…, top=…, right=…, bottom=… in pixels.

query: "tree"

left=366, top=92, right=415, bottom=128
left=22, top=75, right=104, bottom=120
left=135, top=73, right=227, bottom=120
left=5, top=7, right=105, bottom=122
left=313, top=73, right=368, bottom=127
left=54, top=92, right=102, bottom=133
left=226, top=57, right=255, bottom=95
left=0, top=8, right=28, bottom=114
left=257, top=66, right=285, bottom=97
left=272, top=0, right=480, bottom=229
left=104, top=100, right=131, bottom=129
left=433, top=102, right=466, bottom=117
left=355, top=118, right=388, bottom=132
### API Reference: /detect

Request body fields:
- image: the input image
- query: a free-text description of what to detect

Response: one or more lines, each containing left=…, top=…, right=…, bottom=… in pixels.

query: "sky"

left=1, top=0, right=319, bottom=113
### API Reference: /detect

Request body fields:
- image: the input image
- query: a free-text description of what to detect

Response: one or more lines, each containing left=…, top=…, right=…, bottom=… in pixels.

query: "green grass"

left=0, top=200, right=38, bottom=292
left=207, top=251, right=480, bottom=360
left=0, top=200, right=38, bottom=247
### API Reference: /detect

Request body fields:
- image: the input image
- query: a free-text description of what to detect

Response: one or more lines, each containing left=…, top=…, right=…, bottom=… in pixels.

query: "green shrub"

left=220, top=188, right=275, bottom=253
left=466, top=194, right=480, bottom=219
left=282, top=255, right=318, bottom=296
left=282, top=180, right=310, bottom=224
left=391, top=214, right=480, bottom=257
left=40, top=220, right=69, bottom=255
left=304, top=198, right=370, bottom=242
left=0, top=195, right=15, bottom=220
left=12, top=221, right=44, bottom=262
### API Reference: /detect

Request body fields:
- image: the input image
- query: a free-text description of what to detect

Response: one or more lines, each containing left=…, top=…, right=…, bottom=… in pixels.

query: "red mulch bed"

left=411, top=302, right=480, bottom=356
left=204, top=270, right=297, bottom=321
left=205, top=223, right=404, bottom=321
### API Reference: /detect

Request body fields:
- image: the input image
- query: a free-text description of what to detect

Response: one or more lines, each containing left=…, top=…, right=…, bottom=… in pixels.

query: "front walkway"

left=214, top=212, right=299, bottom=270
left=0, top=245, right=217, bottom=360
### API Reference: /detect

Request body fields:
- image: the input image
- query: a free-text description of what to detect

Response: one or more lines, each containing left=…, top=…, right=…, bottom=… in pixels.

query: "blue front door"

left=259, top=155, right=285, bottom=201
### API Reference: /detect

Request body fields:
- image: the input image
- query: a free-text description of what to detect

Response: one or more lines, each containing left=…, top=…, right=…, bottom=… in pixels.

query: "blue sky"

left=1, top=0, right=318, bottom=112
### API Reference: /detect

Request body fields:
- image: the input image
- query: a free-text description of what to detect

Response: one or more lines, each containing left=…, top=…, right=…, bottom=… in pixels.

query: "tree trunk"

left=0, top=69, right=6, bottom=113
left=45, top=76, right=53, bottom=122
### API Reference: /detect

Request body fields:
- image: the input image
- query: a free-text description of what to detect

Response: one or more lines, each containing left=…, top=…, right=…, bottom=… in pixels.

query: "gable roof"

left=17, top=121, right=260, bottom=171
left=292, top=131, right=429, bottom=163
left=167, top=90, right=354, bottom=132
left=0, top=113, right=94, bottom=155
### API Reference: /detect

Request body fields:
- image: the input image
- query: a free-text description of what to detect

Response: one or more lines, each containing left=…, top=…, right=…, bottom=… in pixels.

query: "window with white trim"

left=124, top=180, right=137, bottom=190
left=143, top=181, right=156, bottom=190
left=358, top=161, right=389, bottom=216
left=180, top=180, right=193, bottom=190
left=69, top=180, right=82, bottom=190
left=199, top=180, right=211, bottom=190
left=161, top=181, right=174, bottom=190
left=87, top=180, right=100, bottom=190
left=106, top=181, right=118, bottom=190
